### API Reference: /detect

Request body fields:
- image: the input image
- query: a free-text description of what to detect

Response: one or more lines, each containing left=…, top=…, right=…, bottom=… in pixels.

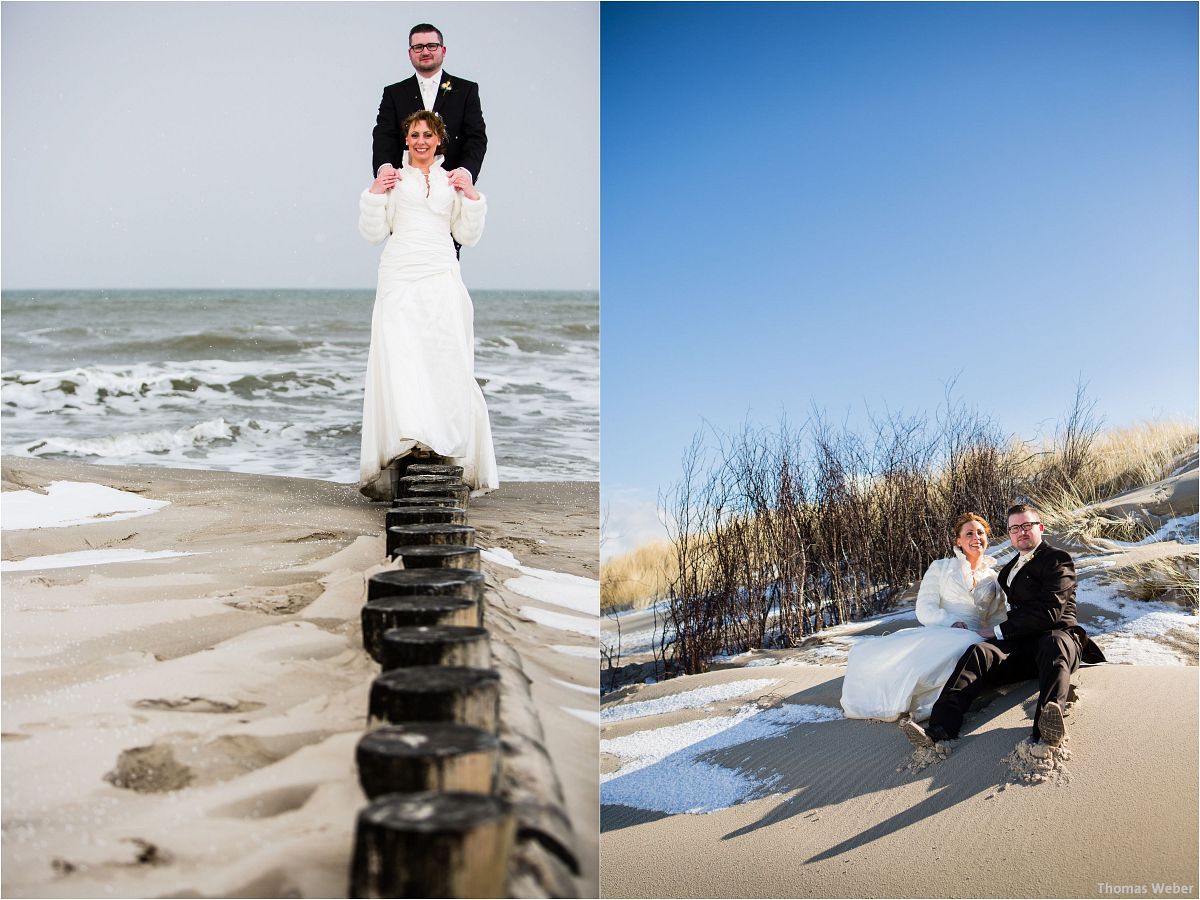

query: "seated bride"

left=840, top=512, right=1008, bottom=723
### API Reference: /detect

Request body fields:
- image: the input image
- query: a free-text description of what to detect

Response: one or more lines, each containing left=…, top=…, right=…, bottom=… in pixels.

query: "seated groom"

left=372, top=23, right=487, bottom=185
left=906, top=503, right=1106, bottom=748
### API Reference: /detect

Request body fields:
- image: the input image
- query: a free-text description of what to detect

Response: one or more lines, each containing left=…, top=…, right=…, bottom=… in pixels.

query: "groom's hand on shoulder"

left=448, top=168, right=479, bottom=200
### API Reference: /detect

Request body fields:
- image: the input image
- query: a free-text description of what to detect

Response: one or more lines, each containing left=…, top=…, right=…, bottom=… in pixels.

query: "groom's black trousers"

left=927, top=630, right=1082, bottom=741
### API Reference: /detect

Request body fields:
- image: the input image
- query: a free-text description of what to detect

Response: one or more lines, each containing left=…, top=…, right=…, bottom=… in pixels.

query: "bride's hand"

left=370, top=167, right=400, bottom=195
left=447, top=168, right=479, bottom=201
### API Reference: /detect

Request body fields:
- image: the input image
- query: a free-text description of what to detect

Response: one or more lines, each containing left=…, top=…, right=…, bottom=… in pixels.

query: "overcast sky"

left=1, top=1, right=599, bottom=290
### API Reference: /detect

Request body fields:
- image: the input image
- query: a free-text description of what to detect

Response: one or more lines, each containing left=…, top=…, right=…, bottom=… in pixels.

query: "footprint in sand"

left=51, top=837, right=172, bottom=876
left=131, top=696, right=265, bottom=714
left=221, top=582, right=324, bottom=615
left=207, top=783, right=321, bottom=819
left=19, top=713, right=149, bottom=732
left=1003, top=738, right=1072, bottom=785
left=104, top=730, right=331, bottom=793
left=900, top=742, right=951, bottom=774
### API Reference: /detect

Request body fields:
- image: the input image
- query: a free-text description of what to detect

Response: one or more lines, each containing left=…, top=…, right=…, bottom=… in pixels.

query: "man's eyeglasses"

left=1007, top=522, right=1042, bottom=535
left=410, top=43, right=443, bottom=52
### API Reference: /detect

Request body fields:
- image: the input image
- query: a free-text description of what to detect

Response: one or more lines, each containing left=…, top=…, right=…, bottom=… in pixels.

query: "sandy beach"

left=601, top=663, right=1197, bottom=898
left=2, top=456, right=598, bottom=898
left=601, top=464, right=1199, bottom=898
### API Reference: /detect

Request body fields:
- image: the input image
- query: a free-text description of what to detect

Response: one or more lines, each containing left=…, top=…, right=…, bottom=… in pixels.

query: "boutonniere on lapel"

left=441, top=79, right=453, bottom=92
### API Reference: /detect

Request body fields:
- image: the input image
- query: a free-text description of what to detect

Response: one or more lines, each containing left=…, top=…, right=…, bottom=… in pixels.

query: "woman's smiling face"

left=406, top=121, right=440, bottom=163
left=956, top=520, right=988, bottom=556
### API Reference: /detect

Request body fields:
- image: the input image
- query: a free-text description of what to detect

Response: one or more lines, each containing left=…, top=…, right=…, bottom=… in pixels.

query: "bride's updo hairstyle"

left=402, top=110, right=448, bottom=148
left=951, top=512, right=991, bottom=544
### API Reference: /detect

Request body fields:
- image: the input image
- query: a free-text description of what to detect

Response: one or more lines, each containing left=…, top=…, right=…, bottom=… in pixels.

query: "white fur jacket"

left=915, top=548, right=1007, bottom=630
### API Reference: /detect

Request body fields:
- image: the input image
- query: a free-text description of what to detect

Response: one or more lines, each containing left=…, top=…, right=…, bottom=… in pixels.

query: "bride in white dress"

left=356, top=110, right=499, bottom=498
left=840, top=513, right=1008, bottom=722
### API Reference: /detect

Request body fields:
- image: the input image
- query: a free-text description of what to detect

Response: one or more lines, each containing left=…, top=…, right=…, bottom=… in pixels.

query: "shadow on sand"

left=601, top=671, right=1038, bottom=865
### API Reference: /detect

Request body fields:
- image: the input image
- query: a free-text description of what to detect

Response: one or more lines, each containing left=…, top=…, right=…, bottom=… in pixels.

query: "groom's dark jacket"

left=371, top=72, right=487, bottom=182
left=997, top=541, right=1105, bottom=663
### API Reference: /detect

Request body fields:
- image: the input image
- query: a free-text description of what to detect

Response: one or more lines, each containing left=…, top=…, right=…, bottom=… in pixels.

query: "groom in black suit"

left=907, top=503, right=1105, bottom=748
left=371, top=23, right=487, bottom=184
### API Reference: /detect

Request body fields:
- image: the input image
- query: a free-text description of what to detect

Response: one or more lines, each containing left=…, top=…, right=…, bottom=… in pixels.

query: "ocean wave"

left=3, top=289, right=598, bottom=483
left=13, top=325, right=106, bottom=346
left=476, top=333, right=597, bottom=356
left=2, top=361, right=360, bottom=413
left=24, top=417, right=244, bottom=457
left=121, top=332, right=325, bottom=359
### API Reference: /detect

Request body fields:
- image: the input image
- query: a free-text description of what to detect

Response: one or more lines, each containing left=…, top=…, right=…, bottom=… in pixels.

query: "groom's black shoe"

left=1037, top=701, right=1067, bottom=747
left=901, top=719, right=951, bottom=749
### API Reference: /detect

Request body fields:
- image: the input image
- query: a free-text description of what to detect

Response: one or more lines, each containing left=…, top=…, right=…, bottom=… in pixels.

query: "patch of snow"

left=481, top=545, right=599, bottom=615
left=563, top=707, right=600, bottom=726
left=612, top=626, right=663, bottom=655
left=601, top=702, right=843, bottom=814
left=1115, top=609, right=1199, bottom=640
left=2, top=481, right=168, bottom=530
left=518, top=606, right=599, bottom=637
left=550, top=644, right=600, bottom=658
left=553, top=678, right=599, bottom=695
left=601, top=679, right=780, bottom=725
left=1099, top=635, right=1195, bottom=666
left=505, top=573, right=598, bottom=616
left=2, top=548, right=191, bottom=572
left=1136, top=513, right=1199, bottom=546
left=480, top=546, right=522, bottom=569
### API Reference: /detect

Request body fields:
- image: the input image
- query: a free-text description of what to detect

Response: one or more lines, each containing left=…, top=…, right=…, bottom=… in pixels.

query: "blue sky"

left=600, top=1, right=1198, bottom=557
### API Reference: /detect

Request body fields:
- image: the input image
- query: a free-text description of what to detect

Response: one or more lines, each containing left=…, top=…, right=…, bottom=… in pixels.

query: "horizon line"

left=0, top=285, right=600, bottom=294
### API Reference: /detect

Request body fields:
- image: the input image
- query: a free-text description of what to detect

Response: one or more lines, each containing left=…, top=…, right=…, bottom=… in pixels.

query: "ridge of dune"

left=601, top=460, right=1199, bottom=897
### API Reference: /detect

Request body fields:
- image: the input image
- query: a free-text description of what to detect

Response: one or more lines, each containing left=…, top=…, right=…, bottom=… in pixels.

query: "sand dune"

left=601, top=663, right=1197, bottom=898
left=601, top=464, right=1198, bottom=897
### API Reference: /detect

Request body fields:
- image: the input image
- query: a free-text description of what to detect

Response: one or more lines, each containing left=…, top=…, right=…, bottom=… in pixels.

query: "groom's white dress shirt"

left=377, top=69, right=445, bottom=177
left=416, top=69, right=444, bottom=111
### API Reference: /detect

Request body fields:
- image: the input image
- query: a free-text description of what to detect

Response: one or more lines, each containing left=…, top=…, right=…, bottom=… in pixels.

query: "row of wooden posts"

left=349, top=459, right=516, bottom=898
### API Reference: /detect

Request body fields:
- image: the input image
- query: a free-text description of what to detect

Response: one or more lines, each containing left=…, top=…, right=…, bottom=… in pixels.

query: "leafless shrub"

left=661, top=397, right=1021, bottom=675
left=600, top=608, right=622, bottom=693
left=658, top=386, right=1198, bottom=677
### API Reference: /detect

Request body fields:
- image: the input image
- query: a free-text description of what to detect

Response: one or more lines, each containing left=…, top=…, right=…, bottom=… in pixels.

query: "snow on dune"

left=601, top=679, right=780, bottom=725
left=601, top=702, right=843, bottom=814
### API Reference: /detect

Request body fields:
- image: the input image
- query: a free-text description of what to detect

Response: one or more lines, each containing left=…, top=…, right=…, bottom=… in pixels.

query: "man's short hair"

left=1006, top=503, right=1041, bottom=520
left=409, top=23, right=443, bottom=44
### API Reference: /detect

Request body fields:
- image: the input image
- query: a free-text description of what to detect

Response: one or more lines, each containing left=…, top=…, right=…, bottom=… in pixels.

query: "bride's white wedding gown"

left=840, top=548, right=1007, bottom=722
left=357, top=154, right=499, bottom=495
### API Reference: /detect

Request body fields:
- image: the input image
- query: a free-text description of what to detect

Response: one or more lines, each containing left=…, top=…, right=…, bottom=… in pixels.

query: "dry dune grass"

left=603, top=418, right=1198, bottom=615
left=1024, top=419, right=1197, bottom=507
left=1104, top=553, right=1200, bottom=609
left=600, top=540, right=676, bottom=612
